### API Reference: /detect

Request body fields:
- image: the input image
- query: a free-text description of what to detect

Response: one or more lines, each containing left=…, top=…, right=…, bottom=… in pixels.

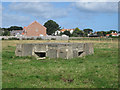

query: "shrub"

left=51, top=38, right=56, bottom=40
left=22, top=38, right=26, bottom=40
left=8, top=37, right=19, bottom=40
left=27, top=38, right=30, bottom=40
left=30, top=37, right=35, bottom=40
left=111, top=36, right=119, bottom=38
left=36, top=37, right=42, bottom=40
left=2, top=38, right=4, bottom=40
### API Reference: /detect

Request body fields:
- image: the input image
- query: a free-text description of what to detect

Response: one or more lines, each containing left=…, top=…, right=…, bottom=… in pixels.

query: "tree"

left=63, top=31, right=71, bottom=37
left=97, top=31, right=103, bottom=37
left=96, top=31, right=107, bottom=37
left=83, top=29, right=93, bottom=36
left=44, top=20, right=60, bottom=35
left=83, top=29, right=93, bottom=33
left=107, top=30, right=117, bottom=34
left=72, top=27, right=84, bottom=37
left=2, top=30, right=10, bottom=36
left=0, top=27, right=3, bottom=36
left=101, top=31, right=107, bottom=36
left=7, top=26, right=23, bottom=31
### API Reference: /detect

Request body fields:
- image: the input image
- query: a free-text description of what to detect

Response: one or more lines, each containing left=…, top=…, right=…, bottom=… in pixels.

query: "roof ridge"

left=35, top=21, right=46, bottom=29
left=24, top=21, right=46, bottom=30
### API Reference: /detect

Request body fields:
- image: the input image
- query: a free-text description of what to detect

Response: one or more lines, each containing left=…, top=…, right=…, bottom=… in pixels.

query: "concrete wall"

left=0, top=35, right=69, bottom=40
left=15, top=43, right=94, bottom=59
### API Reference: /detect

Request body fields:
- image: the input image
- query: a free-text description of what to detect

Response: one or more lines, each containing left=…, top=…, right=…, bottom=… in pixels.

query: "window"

left=78, top=51, right=84, bottom=57
left=35, top=52, right=46, bottom=58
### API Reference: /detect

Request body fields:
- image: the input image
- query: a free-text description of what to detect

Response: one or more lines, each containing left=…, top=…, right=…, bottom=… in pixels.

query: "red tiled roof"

left=106, top=34, right=110, bottom=36
left=60, top=29, right=74, bottom=32
left=111, top=33, right=117, bottom=35
left=106, top=33, right=118, bottom=36
left=25, top=21, right=46, bottom=31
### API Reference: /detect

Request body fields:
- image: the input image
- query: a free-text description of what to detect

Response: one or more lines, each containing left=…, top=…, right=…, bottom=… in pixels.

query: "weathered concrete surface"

left=15, top=43, right=94, bottom=59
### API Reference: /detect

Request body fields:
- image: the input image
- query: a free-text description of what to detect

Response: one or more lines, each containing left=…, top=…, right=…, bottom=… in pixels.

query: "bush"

left=8, top=37, right=19, bottom=40
left=2, top=38, right=4, bottom=40
left=51, top=38, right=56, bottom=40
left=27, top=38, right=31, bottom=40
left=30, top=37, right=35, bottom=40
left=111, top=36, right=119, bottom=38
left=36, top=37, right=42, bottom=40
left=22, top=38, right=26, bottom=40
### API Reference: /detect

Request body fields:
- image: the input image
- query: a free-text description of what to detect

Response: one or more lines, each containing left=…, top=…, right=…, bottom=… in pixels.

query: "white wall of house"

left=70, top=30, right=74, bottom=34
left=55, top=30, right=61, bottom=35
left=112, top=34, right=118, bottom=36
left=55, top=29, right=74, bottom=35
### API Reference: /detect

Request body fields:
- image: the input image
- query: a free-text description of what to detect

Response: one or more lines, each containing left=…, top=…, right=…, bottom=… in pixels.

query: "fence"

left=0, top=36, right=118, bottom=43
left=0, top=36, right=69, bottom=40
left=69, top=37, right=118, bottom=42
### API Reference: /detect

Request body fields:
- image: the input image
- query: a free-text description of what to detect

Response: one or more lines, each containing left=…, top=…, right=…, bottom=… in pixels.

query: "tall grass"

left=2, top=40, right=118, bottom=88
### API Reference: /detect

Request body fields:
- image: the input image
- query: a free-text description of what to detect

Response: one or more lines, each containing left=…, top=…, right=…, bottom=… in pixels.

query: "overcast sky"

left=1, top=2, right=118, bottom=32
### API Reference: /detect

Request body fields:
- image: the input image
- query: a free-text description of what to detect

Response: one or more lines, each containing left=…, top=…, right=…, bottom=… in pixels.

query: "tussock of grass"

left=2, top=40, right=118, bottom=88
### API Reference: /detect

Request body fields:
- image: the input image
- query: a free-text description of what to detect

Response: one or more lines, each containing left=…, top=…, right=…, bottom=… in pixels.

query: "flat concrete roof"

left=20, top=43, right=89, bottom=45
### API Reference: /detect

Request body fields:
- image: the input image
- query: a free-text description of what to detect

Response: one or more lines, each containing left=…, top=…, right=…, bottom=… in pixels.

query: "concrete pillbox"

left=15, top=43, right=94, bottom=59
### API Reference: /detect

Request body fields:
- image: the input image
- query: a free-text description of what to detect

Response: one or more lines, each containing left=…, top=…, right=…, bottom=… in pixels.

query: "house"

left=88, top=31, right=93, bottom=37
left=60, top=28, right=75, bottom=34
left=89, top=34, right=99, bottom=37
left=106, top=32, right=119, bottom=37
left=106, top=34, right=110, bottom=37
left=111, top=32, right=118, bottom=36
left=10, top=30, right=23, bottom=36
left=88, top=31, right=99, bottom=37
left=23, top=21, right=47, bottom=36
left=54, top=28, right=75, bottom=36
left=54, top=30, right=61, bottom=35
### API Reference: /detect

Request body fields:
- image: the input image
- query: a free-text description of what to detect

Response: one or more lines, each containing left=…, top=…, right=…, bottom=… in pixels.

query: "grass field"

left=2, top=40, right=118, bottom=88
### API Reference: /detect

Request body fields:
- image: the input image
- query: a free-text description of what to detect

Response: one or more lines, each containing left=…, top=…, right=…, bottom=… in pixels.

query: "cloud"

left=0, top=3, right=2, bottom=27
left=74, top=2, right=118, bottom=13
left=8, top=2, right=69, bottom=19
left=2, top=13, right=31, bottom=27
left=2, top=0, right=120, bottom=2
left=77, top=0, right=119, bottom=2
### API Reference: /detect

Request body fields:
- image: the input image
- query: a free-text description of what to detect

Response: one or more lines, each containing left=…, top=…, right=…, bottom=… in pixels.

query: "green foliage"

left=26, top=38, right=31, bottom=40
left=0, top=26, right=23, bottom=36
left=60, top=32, right=63, bottom=36
left=8, top=37, right=19, bottom=40
left=102, top=31, right=107, bottom=36
left=44, top=20, right=60, bottom=35
left=83, top=29, right=93, bottom=37
left=22, top=38, right=26, bottom=40
left=2, top=38, right=4, bottom=40
left=30, top=37, right=35, bottom=40
left=36, top=37, right=42, bottom=40
left=51, top=38, right=56, bottom=40
left=2, top=30, right=10, bottom=36
left=83, top=29, right=93, bottom=34
left=97, top=31, right=107, bottom=37
left=111, top=36, right=119, bottom=38
left=7, top=26, right=23, bottom=31
left=107, top=30, right=117, bottom=34
left=109, top=35, right=112, bottom=37
left=0, top=28, right=3, bottom=36
left=97, top=32, right=104, bottom=37
left=72, top=27, right=84, bottom=37
left=62, top=31, right=71, bottom=37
